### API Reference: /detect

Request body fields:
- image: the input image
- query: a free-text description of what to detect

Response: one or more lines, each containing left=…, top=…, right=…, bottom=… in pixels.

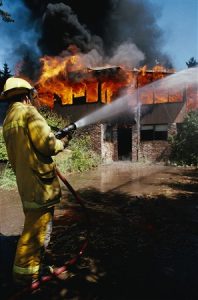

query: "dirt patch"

left=0, top=164, right=198, bottom=300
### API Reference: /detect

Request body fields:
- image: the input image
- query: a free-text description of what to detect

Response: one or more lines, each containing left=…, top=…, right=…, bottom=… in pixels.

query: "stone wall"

left=132, top=124, right=139, bottom=161
left=101, top=124, right=118, bottom=163
left=139, top=141, right=170, bottom=162
left=54, top=100, right=184, bottom=163
left=76, top=123, right=102, bottom=155
left=75, top=121, right=177, bottom=163
left=131, top=122, right=177, bottom=162
left=113, top=126, right=118, bottom=161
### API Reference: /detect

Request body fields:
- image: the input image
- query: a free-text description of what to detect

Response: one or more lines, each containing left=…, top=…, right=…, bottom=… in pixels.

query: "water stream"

left=75, top=67, right=198, bottom=128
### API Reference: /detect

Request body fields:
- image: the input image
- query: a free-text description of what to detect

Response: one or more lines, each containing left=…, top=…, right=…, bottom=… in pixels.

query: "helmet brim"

left=2, top=88, right=30, bottom=100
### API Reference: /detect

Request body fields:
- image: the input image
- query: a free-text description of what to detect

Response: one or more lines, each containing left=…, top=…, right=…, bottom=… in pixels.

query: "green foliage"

left=0, top=63, right=12, bottom=78
left=0, top=107, right=100, bottom=190
left=55, top=135, right=101, bottom=173
left=0, top=62, right=12, bottom=93
left=186, top=57, right=198, bottom=68
left=0, top=1, right=14, bottom=22
left=40, top=107, right=101, bottom=172
left=0, top=128, right=8, bottom=161
left=38, top=106, right=69, bottom=131
left=0, top=106, right=68, bottom=162
left=0, top=163, right=16, bottom=189
left=170, top=110, right=198, bottom=166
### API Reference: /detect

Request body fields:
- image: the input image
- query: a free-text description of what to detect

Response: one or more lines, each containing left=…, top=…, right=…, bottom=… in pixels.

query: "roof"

left=141, top=101, right=187, bottom=124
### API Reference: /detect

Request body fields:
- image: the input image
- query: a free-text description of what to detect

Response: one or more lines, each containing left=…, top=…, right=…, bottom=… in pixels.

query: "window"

left=141, top=124, right=168, bottom=141
left=140, top=125, right=154, bottom=141
left=154, top=125, right=168, bottom=140
left=104, top=124, right=114, bottom=142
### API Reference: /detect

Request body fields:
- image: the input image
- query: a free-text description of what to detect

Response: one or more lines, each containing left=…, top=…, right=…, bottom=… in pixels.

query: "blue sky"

left=0, top=1, right=41, bottom=72
left=0, top=0, right=197, bottom=72
left=150, top=0, right=198, bottom=70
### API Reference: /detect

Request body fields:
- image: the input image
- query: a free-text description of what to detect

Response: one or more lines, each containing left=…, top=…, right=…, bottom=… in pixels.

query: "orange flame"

left=35, top=52, right=197, bottom=109
left=36, top=53, right=135, bottom=107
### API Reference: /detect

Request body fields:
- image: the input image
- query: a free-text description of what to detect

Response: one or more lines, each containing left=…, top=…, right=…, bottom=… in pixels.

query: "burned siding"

left=52, top=72, right=194, bottom=163
left=141, top=102, right=187, bottom=125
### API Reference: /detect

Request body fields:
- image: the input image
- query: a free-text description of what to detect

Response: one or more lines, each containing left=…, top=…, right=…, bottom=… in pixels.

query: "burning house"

left=2, top=1, right=196, bottom=163
left=35, top=56, right=198, bottom=163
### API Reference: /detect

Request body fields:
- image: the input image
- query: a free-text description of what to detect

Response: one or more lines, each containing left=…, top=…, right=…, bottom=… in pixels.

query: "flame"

left=36, top=54, right=88, bottom=106
left=35, top=51, right=197, bottom=109
left=36, top=53, right=134, bottom=107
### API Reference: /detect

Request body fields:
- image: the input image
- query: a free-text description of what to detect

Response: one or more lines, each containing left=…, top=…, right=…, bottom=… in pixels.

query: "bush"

left=0, top=128, right=8, bottom=161
left=55, top=135, right=101, bottom=173
left=38, top=106, right=70, bottom=131
left=0, top=106, right=69, bottom=162
left=39, top=107, right=101, bottom=172
left=0, top=107, right=101, bottom=190
left=170, top=110, right=198, bottom=166
left=0, top=163, right=16, bottom=189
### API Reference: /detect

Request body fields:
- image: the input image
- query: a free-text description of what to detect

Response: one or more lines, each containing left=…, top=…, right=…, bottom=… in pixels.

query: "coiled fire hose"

left=9, top=167, right=90, bottom=299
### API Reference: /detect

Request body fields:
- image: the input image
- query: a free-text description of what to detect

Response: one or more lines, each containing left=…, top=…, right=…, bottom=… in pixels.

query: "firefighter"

left=1, top=77, right=69, bottom=286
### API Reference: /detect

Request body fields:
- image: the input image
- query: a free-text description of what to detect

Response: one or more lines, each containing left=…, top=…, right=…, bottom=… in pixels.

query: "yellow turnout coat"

left=3, top=102, right=64, bottom=211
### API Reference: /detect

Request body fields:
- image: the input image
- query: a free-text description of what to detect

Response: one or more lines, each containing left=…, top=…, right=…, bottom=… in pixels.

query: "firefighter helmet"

left=1, top=77, right=34, bottom=99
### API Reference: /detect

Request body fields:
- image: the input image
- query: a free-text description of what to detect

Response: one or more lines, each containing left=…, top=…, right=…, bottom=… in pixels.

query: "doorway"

left=117, top=126, right=132, bottom=160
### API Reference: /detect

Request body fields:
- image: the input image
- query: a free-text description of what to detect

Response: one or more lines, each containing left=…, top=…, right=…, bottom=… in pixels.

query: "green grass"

left=0, top=163, right=16, bottom=190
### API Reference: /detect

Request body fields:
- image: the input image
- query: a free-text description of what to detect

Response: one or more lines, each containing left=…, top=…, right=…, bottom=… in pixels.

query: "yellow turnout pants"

left=13, top=207, right=54, bottom=283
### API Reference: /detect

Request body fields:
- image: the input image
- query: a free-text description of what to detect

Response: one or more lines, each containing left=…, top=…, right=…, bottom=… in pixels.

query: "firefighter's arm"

left=27, top=107, right=65, bottom=156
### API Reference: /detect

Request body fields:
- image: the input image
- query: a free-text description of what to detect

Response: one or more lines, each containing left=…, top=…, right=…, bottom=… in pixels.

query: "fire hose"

left=9, top=168, right=90, bottom=300
left=9, top=124, right=90, bottom=299
left=30, top=167, right=90, bottom=289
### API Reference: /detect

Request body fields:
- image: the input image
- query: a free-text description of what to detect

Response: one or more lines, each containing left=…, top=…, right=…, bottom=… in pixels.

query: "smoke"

left=104, top=0, right=171, bottom=66
left=39, top=3, right=104, bottom=56
left=62, top=43, right=144, bottom=70
left=22, top=0, right=171, bottom=67
left=0, top=1, right=41, bottom=74
left=1, top=0, right=172, bottom=78
left=109, top=42, right=145, bottom=68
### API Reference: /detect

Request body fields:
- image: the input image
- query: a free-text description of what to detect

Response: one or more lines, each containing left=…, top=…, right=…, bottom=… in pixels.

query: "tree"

left=0, top=62, right=12, bottom=78
left=186, top=57, right=198, bottom=68
left=0, top=63, right=12, bottom=93
left=170, top=110, right=198, bottom=166
left=0, top=1, right=14, bottom=22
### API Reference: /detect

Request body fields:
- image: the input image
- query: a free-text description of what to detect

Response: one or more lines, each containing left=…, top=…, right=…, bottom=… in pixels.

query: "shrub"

left=55, top=135, right=101, bottom=173
left=38, top=106, right=70, bottom=131
left=0, top=106, right=69, bottom=162
left=170, top=109, right=198, bottom=166
left=0, top=163, right=16, bottom=189
left=0, top=128, right=8, bottom=161
left=0, top=106, right=101, bottom=190
left=39, top=107, right=101, bottom=172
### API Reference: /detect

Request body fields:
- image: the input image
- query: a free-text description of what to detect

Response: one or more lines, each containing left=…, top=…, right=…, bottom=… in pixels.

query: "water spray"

left=54, top=67, right=198, bottom=134
left=75, top=67, right=198, bottom=129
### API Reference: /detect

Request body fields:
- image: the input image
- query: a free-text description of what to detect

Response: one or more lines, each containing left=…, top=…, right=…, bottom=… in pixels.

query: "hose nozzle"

left=55, top=123, right=77, bottom=139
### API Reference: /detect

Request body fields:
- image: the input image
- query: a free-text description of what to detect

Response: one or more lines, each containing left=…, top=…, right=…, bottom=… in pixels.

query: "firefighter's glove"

left=62, top=135, right=72, bottom=148
left=67, top=131, right=73, bottom=141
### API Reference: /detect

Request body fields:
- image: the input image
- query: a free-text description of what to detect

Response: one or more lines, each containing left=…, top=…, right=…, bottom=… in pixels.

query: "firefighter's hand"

left=67, top=132, right=73, bottom=141
left=62, top=135, right=72, bottom=148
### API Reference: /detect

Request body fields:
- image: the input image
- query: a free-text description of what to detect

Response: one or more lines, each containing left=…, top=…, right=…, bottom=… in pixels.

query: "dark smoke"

left=21, top=0, right=172, bottom=79
left=38, top=3, right=104, bottom=55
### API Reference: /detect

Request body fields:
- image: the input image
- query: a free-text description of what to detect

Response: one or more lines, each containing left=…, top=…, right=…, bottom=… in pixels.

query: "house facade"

left=52, top=68, right=197, bottom=163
